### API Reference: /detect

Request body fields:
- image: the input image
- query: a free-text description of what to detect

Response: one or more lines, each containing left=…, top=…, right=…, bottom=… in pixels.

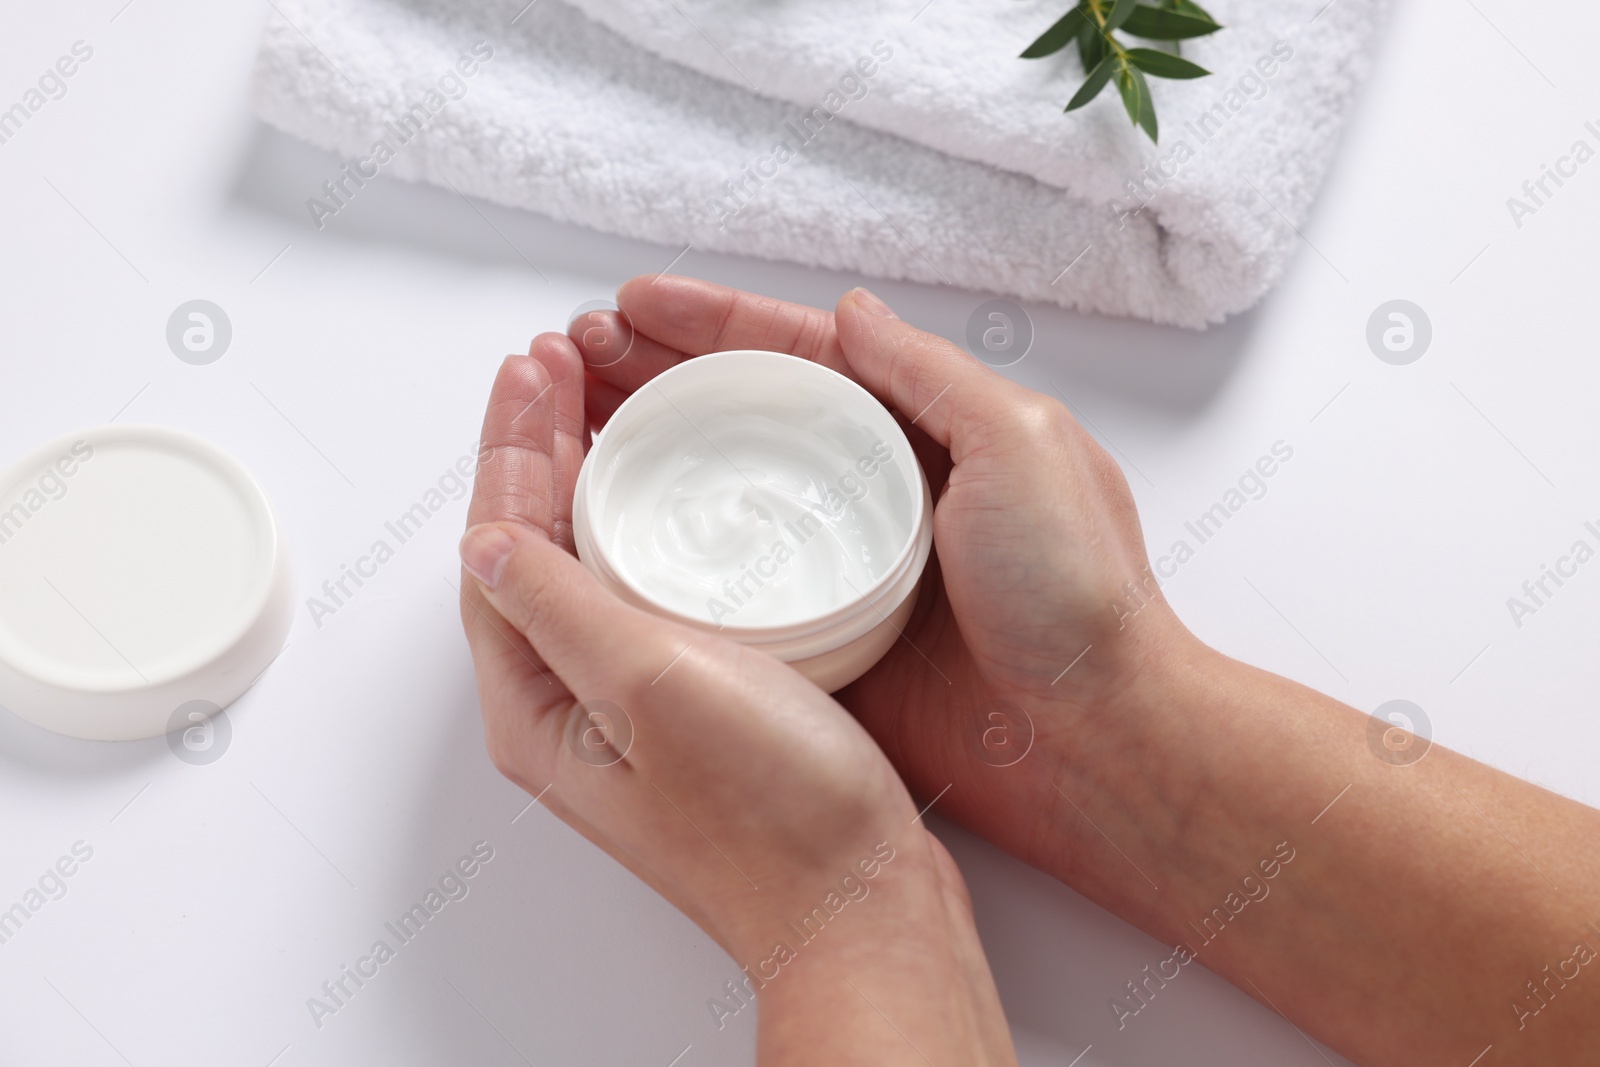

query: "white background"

left=2, top=2, right=1598, bottom=1065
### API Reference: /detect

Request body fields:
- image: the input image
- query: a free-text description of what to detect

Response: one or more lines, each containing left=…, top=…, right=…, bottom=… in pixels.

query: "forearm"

left=1045, top=637, right=1600, bottom=1065
left=747, top=839, right=1017, bottom=1066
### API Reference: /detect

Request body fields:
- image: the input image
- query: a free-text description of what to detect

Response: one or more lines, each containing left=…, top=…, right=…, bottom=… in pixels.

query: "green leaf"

left=1066, top=54, right=1119, bottom=111
left=1124, top=47, right=1211, bottom=78
left=1117, top=63, right=1159, bottom=141
left=1165, top=0, right=1219, bottom=25
left=1105, top=0, right=1141, bottom=33
left=1120, top=5, right=1223, bottom=39
left=1077, top=19, right=1105, bottom=71
left=1021, top=6, right=1091, bottom=58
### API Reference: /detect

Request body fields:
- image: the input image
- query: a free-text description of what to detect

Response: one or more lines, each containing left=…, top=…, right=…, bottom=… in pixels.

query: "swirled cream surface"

left=596, top=403, right=912, bottom=628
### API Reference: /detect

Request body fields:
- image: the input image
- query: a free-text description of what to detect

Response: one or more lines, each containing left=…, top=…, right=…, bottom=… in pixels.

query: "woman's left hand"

left=457, top=335, right=1017, bottom=1066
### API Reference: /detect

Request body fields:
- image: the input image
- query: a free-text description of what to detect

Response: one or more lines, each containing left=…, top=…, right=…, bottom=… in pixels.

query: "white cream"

left=600, top=405, right=905, bottom=627
left=574, top=350, right=933, bottom=692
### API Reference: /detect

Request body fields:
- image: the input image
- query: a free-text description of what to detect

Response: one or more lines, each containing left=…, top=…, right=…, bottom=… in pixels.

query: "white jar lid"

left=0, top=425, right=293, bottom=741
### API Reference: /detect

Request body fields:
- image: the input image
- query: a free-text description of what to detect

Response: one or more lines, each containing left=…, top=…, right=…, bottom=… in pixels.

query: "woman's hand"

left=575, top=278, right=1194, bottom=898
left=576, top=278, right=1600, bottom=1067
left=457, top=338, right=1017, bottom=1065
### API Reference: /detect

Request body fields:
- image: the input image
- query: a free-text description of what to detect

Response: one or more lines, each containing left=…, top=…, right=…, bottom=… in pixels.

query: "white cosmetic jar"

left=573, top=350, right=933, bottom=692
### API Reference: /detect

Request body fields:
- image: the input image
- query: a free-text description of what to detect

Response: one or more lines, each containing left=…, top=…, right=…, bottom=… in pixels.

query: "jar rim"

left=574, top=350, right=932, bottom=647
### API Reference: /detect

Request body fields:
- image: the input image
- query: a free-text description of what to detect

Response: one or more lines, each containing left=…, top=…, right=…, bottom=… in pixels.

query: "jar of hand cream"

left=573, top=350, right=933, bottom=692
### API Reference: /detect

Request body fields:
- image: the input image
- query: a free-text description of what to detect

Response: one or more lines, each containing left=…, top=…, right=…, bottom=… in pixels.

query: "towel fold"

left=559, top=0, right=1367, bottom=197
left=252, top=0, right=1382, bottom=327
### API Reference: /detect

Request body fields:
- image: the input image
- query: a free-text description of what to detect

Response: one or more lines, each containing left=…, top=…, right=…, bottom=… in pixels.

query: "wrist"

left=1036, top=628, right=1266, bottom=928
left=1041, top=630, right=1366, bottom=947
left=725, top=831, right=1016, bottom=1065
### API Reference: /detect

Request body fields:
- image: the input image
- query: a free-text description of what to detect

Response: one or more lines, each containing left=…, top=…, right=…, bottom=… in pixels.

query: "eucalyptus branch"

left=1020, top=0, right=1223, bottom=142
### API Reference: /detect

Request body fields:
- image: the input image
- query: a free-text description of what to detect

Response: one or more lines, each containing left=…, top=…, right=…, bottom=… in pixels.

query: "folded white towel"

left=559, top=0, right=1368, bottom=196
left=252, top=0, right=1381, bottom=327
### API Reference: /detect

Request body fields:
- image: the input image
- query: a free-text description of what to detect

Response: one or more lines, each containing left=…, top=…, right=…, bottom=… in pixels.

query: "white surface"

left=1, top=1, right=1597, bottom=1065
left=0, top=425, right=292, bottom=741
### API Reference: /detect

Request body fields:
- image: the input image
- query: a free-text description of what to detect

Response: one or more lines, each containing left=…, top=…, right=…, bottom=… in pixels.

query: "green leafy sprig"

left=1020, top=0, right=1223, bottom=142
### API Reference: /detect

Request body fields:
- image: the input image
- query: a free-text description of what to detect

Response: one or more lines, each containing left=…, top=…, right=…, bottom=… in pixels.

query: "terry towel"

left=252, top=0, right=1382, bottom=327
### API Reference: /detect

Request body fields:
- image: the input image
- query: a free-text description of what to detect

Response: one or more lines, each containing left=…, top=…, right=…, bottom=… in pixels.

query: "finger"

left=584, top=373, right=629, bottom=431
left=456, top=534, right=563, bottom=727
left=460, top=352, right=564, bottom=707
left=568, top=308, right=691, bottom=394
left=458, top=574, right=559, bottom=706
left=615, top=274, right=851, bottom=376
left=526, top=333, right=586, bottom=553
left=834, top=287, right=1031, bottom=462
left=460, top=520, right=687, bottom=701
left=467, top=354, right=557, bottom=534
left=567, top=305, right=638, bottom=370
left=902, top=418, right=954, bottom=498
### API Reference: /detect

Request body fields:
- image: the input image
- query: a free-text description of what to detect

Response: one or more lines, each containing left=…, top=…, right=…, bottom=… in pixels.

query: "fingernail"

left=460, top=524, right=517, bottom=589
left=851, top=288, right=897, bottom=319
left=577, top=318, right=618, bottom=362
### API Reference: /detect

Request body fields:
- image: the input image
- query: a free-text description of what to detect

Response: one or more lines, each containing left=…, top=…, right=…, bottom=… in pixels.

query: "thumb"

left=834, top=288, right=1034, bottom=461
left=460, top=520, right=686, bottom=698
